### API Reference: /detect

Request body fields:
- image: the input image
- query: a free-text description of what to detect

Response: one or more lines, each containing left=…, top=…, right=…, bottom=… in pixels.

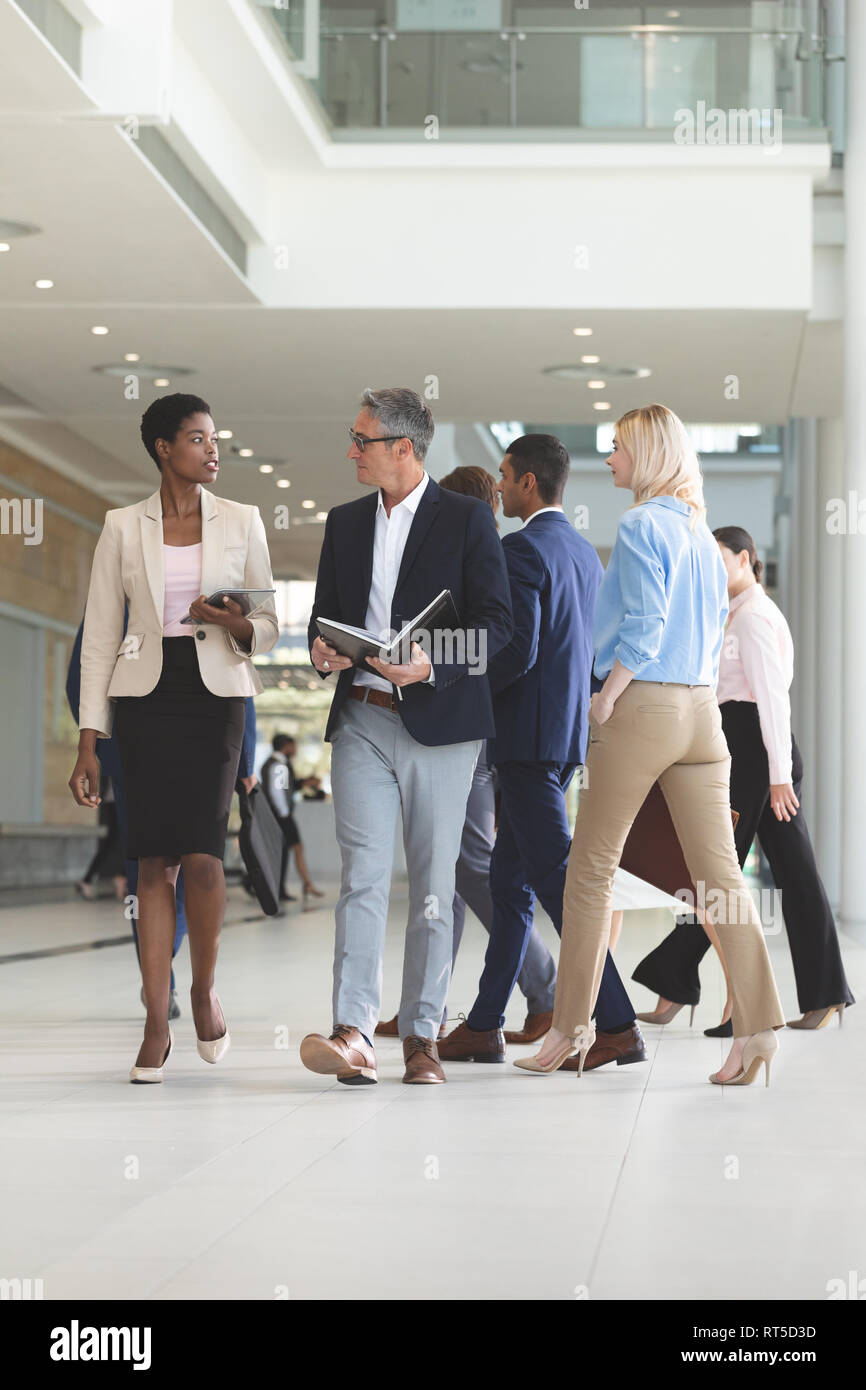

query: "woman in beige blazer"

left=69, top=394, right=279, bottom=1083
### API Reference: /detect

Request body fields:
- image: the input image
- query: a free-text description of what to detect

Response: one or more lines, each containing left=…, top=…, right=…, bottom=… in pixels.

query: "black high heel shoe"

left=704, top=1018, right=733, bottom=1038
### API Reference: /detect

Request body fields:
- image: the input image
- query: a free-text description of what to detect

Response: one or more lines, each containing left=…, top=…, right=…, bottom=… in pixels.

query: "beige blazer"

left=79, top=486, right=279, bottom=739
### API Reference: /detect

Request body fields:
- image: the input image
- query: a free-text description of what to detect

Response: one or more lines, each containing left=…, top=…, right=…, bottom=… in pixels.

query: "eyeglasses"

left=348, top=427, right=406, bottom=453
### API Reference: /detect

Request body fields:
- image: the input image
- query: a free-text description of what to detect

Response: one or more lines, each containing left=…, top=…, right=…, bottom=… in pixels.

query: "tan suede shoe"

left=300, top=1025, right=377, bottom=1085
left=503, top=1010, right=553, bottom=1044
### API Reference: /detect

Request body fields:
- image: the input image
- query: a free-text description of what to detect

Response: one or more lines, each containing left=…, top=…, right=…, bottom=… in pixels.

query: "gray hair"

left=360, top=387, right=434, bottom=462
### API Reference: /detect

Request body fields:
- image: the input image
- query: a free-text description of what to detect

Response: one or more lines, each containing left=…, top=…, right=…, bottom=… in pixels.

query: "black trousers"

left=632, top=701, right=854, bottom=1015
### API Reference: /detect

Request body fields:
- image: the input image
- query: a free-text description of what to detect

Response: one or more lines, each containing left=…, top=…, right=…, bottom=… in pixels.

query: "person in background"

left=632, top=524, right=854, bottom=1035
left=260, top=733, right=324, bottom=908
left=439, top=434, right=642, bottom=1071
left=376, top=463, right=557, bottom=1042
left=521, top=405, right=785, bottom=1088
left=76, top=774, right=126, bottom=902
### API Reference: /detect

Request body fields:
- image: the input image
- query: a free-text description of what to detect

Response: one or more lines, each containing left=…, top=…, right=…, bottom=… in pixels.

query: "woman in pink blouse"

left=633, top=525, right=854, bottom=1034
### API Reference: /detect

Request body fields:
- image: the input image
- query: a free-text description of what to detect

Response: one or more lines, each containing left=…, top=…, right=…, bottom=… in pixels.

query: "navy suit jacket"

left=309, top=478, right=512, bottom=746
left=486, top=510, right=603, bottom=765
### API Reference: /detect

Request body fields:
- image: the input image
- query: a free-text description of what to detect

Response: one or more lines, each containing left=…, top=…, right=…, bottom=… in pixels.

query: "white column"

left=841, top=0, right=866, bottom=938
left=815, top=417, right=843, bottom=910
left=792, top=419, right=818, bottom=820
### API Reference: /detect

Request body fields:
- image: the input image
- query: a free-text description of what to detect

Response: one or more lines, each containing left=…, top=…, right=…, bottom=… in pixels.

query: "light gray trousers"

left=330, top=696, right=481, bottom=1041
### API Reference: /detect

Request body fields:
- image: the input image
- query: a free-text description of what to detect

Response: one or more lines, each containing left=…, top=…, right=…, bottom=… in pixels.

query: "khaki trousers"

left=553, top=682, right=785, bottom=1040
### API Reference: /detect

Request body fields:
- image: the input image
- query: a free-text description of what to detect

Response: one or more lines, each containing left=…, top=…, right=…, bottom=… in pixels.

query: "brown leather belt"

left=348, top=685, right=400, bottom=712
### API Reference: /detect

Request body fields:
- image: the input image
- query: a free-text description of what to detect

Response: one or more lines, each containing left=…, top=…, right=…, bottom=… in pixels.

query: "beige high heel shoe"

left=636, top=1002, right=696, bottom=1027
left=709, top=1029, right=778, bottom=1088
left=129, top=1030, right=173, bottom=1084
left=514, top=1024, right=596, bottom=1078
left=787, top=1004, right=846, bottom=1030
left=197, top=1026, right=230, bottom=1064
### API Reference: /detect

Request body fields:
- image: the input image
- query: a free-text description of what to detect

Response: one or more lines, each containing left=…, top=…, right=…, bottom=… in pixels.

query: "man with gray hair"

left=300, top=387, right=512, bottom=1084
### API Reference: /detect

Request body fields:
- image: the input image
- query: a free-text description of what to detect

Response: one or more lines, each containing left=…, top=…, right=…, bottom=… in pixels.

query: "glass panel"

left=318, top=34, right=381, bottom=128
left=580, top=37, right=644, bottom=129
left=437, top=32, right=512, bottom=127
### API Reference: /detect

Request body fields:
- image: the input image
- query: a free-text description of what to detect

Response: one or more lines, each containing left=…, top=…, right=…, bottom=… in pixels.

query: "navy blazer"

left=486, top=510, right=603, bottom=765
left=309, top=478, right=512, bottom=746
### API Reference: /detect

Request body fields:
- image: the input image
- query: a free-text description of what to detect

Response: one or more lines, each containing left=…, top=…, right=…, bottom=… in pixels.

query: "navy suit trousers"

left=466, top=760, right=635, bottom=1032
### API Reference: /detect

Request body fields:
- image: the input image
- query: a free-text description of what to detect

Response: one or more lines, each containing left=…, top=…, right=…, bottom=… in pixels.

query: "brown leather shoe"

left=299, top=1025, right=377, bottom=1085
left=402, top=1036, right=446, bottom=1084
left=562, top=1023, right=647, bottom=1072
left=374, top=1014, right=399, bottom=1037
left=503, top=1010, right=553, bottom=1045
left=437, top=1019, right=505, bottom=1063
left=376, top=1014, right=447, bottom=1039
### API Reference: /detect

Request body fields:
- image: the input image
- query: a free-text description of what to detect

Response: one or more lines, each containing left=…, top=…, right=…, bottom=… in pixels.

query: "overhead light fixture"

left=302, top=499, right=316, bottom=509
left=587, top=380, right=607, bottom=390
left=217, top=429, right=233, bottom=439
left=91, top=326, right=109, bottom=336
left=543, top=363, right=650, bottom=382
left=0, top=244, right=10, bottom=254
left=259, top=463, right=274, bottom=474
left=238, top=448, right=254, bottom=458
left=276, top=478, right=291, bottom=489
left=35, top=279, right=53, bottom=289
left=738, top=424, right=762, bottom=437
left=667, top=9, right=681, bottom=17
left=94, top=362, right=193, bottom=381
left=315, top=511, right=328, bottom=521
left=572, top=327, right=593, bottom=337
left=593, top=401, right=611, bottom=411
left=0, top=219, right=41, bottom=240
left=580, top=355, right=600, bottom=364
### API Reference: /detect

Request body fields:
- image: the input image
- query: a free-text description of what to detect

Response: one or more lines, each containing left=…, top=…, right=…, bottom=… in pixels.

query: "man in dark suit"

left=299, top=387, right=512, bottom=1086
left=438, top=434, right=646, bottom=1072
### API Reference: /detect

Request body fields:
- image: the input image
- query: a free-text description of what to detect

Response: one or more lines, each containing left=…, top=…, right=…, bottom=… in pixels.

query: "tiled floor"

left=0, top=884, right=862, bottom=1301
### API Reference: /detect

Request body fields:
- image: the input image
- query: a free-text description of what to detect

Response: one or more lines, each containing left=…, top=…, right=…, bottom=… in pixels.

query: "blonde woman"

left=516, top=405, right=785, bottom=1087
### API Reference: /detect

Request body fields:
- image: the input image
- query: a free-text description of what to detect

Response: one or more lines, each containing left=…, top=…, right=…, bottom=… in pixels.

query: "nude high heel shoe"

left=636, top=1002, right=696, bottom=1027
left=514, top=1024, right=596, bottom=1077
left=787, top=1004, right=846, bottom=1030
left=129, top=1030, right=173, bottom=1084
left=197, top=1027, right=230, bottom=1064
left=709, top=1029, right=778, bottom=1088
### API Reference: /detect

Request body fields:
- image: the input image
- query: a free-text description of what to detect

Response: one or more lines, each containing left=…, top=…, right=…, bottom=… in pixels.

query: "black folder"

left=316, top=589, right=461, bottom=667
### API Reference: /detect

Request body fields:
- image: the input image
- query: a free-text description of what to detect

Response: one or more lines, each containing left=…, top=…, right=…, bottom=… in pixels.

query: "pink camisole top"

left=162, top=543, right=203, bottom=636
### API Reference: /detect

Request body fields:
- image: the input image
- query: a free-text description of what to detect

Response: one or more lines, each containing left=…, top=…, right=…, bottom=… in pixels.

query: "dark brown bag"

left=620, top=781, right=739, bottom=900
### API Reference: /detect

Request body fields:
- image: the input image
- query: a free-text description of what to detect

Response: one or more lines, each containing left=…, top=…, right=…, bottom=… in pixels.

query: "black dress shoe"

left=704, top=1018, right=733, bottom=1038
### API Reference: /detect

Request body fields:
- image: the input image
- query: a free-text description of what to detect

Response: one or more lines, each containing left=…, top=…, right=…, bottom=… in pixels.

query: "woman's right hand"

left=69, top=751, right=102, bottom=808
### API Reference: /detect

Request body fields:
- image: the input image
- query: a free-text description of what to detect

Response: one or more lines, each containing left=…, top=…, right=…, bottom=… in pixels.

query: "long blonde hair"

left=615, top=403, right=706, bottom=528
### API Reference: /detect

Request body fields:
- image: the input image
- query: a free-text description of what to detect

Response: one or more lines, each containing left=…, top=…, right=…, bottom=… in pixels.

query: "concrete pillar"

left=815, top=416, right=844, bottom=910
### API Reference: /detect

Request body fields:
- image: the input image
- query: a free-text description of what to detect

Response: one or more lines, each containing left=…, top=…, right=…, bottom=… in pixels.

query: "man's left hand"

left=367, top=641, right=432, bottom=688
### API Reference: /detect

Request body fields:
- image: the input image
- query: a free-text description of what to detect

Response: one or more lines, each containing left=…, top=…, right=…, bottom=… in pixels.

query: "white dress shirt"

left=522, top=505, right=565, bottom=527
left=716, top=583, right=795, bottom=785
left=354, top=471, right=431, bottom=694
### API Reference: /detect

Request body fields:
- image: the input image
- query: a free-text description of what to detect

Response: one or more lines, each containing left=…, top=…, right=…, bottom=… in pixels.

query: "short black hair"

left=140, top=393, right=212, bottom=471
left=506, top=434, right=570, bottom=504
left=273, top=734, right=295, bottom=752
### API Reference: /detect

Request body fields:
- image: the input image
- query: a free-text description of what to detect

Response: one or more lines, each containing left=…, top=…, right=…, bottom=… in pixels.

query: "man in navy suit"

left=300, top=387, right=512, bottom=1086
left=439, top=434, right=646, bottom=1072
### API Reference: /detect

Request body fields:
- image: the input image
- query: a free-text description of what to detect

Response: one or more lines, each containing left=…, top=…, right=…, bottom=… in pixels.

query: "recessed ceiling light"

left=0, top=244, right=10, bottom=254
left=238, top=448, right=254, bottom=458
left=153, top=378, right=170, bottom=387
left=543, top=363, right=650, bottom=382
left=94, top=363, right=193, bottom=381
left=738, top=424, right=762, bottom=437
left=587, top=380, right=607, bottom=390
left=302, top=499, right=316, bottom=509
left=123, top=352, right=140, bottom=362
left=217, top=429, right=233, bottom=439
left=259, top=463, right=274, bottom=474
left=572, top=327, right=593, bottom=337
left=35, top=279, right=53, bottom=289
left=580, top=355, right=600, bottom=364
left=593, top=401, right=611, bottom=411
left=91, top=325, right=109, bottom=335
left=315, top=511, right=328, bottom=521
left=667, top=9, right=681, bottom=17
left=276, top=478, right=291, bottom=489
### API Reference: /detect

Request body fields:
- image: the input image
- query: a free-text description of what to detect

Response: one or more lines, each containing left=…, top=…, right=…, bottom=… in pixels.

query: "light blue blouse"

left=593, top=496, right=729, bottom=685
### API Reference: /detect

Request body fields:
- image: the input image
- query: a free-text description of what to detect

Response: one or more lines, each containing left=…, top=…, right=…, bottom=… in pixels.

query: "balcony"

left=257, top=1, right=834, bottom=142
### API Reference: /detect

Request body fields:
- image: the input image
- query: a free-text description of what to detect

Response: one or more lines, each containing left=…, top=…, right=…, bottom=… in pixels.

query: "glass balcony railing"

left=259, top=2, right=834, bottom=141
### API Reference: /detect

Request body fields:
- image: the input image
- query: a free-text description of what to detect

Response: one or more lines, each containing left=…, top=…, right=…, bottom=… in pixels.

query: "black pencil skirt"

left=114, top=636, right=246, bottom=861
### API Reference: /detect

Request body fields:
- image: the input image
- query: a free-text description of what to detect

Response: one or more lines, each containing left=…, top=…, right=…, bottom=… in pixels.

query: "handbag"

left=236, top=783, right=284, bottom=917
left=620, top=781, right=739, bottom=902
